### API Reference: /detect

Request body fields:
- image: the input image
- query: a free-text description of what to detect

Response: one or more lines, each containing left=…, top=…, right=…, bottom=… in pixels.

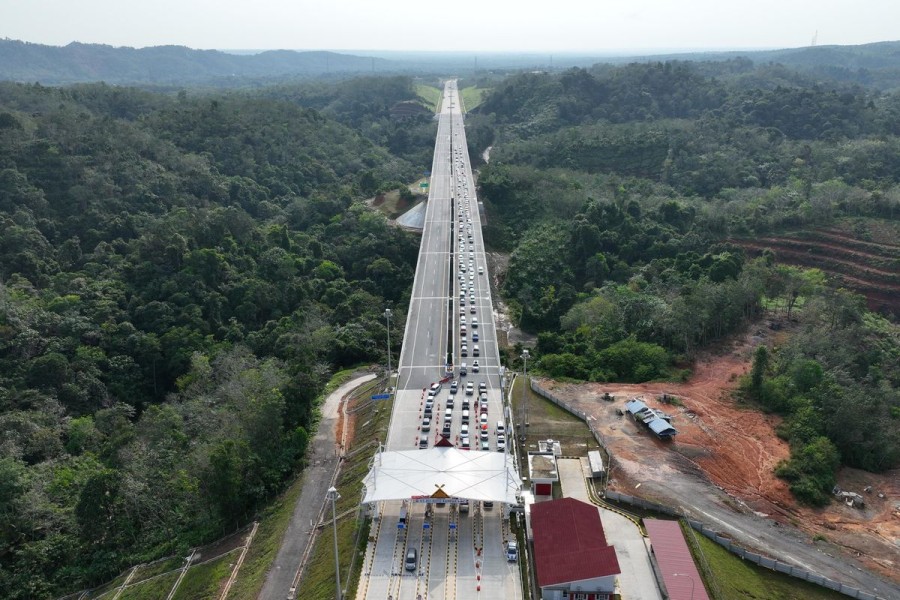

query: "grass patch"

left=510, top=376, right=600, bottom=462
left=415, top=84, right=442, bottom=112
left=296, top=374, right=395, bottom=598
left=118, top=571, right=181, bottom=600
left=132, top=556, right=185, bottom=582
left=172, top=550, right=239, bottom=600
left=460, top=86, right=489, bottom=112
left=224, top=475, right=304, bottom=599
left=684, top=523, right=849, bottom=600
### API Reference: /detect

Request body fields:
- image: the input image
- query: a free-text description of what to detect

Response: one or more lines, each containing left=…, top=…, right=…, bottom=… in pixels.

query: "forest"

left=0, top=77, right=434, bottom=597
left=466, top=61, right=900, bottom=504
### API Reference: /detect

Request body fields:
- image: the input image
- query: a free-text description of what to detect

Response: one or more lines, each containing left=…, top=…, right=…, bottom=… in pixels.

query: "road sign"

left=423, top=522, right=430, bottom=529
left=420, top=182, right=429, bottom=189
left=424, top=170, right=431, bottom=176
left=371, top=393, right=391, bottom=400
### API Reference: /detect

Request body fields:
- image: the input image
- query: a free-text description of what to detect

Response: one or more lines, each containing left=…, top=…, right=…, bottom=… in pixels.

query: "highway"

left=356, top=80, right=521, bottom=600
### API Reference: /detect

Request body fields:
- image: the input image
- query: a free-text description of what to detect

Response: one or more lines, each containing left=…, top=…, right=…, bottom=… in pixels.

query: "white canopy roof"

left=362, top=446, right=521, bottom=505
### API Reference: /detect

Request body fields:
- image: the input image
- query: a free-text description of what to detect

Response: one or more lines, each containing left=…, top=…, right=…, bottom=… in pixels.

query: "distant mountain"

left=0, top=39, right=395, bottom=85
left=611, top=40, right=900, bottom=90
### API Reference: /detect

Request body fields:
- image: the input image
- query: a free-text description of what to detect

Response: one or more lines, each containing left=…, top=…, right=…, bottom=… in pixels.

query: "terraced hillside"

left=731, top=219, right=900, bottom=316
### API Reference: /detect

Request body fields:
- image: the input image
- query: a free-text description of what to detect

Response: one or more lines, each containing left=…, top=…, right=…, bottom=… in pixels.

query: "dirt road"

left=259, top=373, right=377, bottom=600
left=538, top=321, right=900, bottom=599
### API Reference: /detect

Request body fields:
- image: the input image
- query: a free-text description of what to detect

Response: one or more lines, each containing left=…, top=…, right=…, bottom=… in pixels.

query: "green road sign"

left=420, top=182, right=429, bottom=188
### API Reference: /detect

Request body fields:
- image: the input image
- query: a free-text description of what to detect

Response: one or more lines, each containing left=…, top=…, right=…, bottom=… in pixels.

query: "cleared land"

left=731, top=218, right=900, bottom=315
left=538, top=318, right=900, bottom=596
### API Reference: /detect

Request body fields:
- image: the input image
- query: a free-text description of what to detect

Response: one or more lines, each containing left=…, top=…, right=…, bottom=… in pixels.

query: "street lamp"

left=520, top=349, right=530, bottom=440
left=672, top=572, right=695, bottom=600
left=326, top=487, right=342, bottom=600
left=384, top=309, right=392, bottom=384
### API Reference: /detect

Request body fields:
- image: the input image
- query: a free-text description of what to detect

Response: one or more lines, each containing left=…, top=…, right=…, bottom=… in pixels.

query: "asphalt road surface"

left=358, top=80, right=522, bottom=600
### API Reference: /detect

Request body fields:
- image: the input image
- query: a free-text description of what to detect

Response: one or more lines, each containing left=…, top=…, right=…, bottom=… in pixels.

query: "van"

left=473, top=345, right=480, bottom=357
left=444, top=408, right=453, bottom=422
left=496, top=421, right=506, bottom=435
left=461, top=410, right=470, bottom=424
left=405, top=547, right=417, bottom=571
left=460, top=363, right=468, bottom=376
left=506, top=540, right=518, bottom=561
left=460, top=500, right=470, bottom=514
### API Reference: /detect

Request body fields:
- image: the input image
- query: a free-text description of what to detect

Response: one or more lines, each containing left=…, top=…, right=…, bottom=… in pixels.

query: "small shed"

left=528, top=452, right=559, bottom=497
left=647, top=418, right=677, bottom=439
left=588, top=450, right=606, bottom=478
left=624, top=398, right=649, bottom=415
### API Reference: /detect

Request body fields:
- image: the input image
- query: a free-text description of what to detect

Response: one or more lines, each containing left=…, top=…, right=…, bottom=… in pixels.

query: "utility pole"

left=327, top=487, right=342, bottom=600
left=520, top=349, right=529, bottom=440
left=384, top=309, right=393, bottom=385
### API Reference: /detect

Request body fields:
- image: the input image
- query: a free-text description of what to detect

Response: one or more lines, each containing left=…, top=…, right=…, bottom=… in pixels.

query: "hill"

left=608, top=40, right=900, bottom=90
left=0, top=39, right=395, bottom=85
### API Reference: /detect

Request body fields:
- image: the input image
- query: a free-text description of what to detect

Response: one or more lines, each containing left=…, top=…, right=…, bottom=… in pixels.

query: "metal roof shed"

left=624, top=398, right=648, bottom=414
left=644, top=519, right=710, bottom=600
left=648, top=417, right=677, bottom=439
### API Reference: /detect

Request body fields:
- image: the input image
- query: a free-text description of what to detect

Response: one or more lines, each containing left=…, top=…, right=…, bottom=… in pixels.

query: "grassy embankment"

left=415, top=83, right=442, bottom=112
left=460, top=86, right=489, bottom=112
left=684, top=523, right=849, bottom=600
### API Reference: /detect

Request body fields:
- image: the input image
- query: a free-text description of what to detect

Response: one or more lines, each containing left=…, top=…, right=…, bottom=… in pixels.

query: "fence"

left=528, top=379, right=888, bottom=600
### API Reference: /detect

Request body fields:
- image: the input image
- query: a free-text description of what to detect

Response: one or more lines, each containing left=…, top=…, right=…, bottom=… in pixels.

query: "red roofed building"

left=644, top=519, right=710, bottom=600
left=531, top=497, right=621, bottom=600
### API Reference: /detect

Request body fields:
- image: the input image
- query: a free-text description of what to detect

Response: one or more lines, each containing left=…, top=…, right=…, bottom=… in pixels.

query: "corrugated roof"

left=648, top=418, right=678, bottom=437
left=644, top=519, right=710, bottom=600
left=531, top=498, right=620, bottom=587
left=625, top=399, right=648, bottom=414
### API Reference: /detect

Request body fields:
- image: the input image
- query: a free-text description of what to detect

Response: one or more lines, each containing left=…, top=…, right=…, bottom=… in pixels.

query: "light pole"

left=672, top=572, right=695, bottom=600
left=384, top=309, right=392, bottom=385
left=520, top=349, right=530, bottom=440
left=327, top=487, right=342, bottom=600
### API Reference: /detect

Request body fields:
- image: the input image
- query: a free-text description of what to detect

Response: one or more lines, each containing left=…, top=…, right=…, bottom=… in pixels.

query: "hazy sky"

left=2, top=0, right=898, bottom=52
